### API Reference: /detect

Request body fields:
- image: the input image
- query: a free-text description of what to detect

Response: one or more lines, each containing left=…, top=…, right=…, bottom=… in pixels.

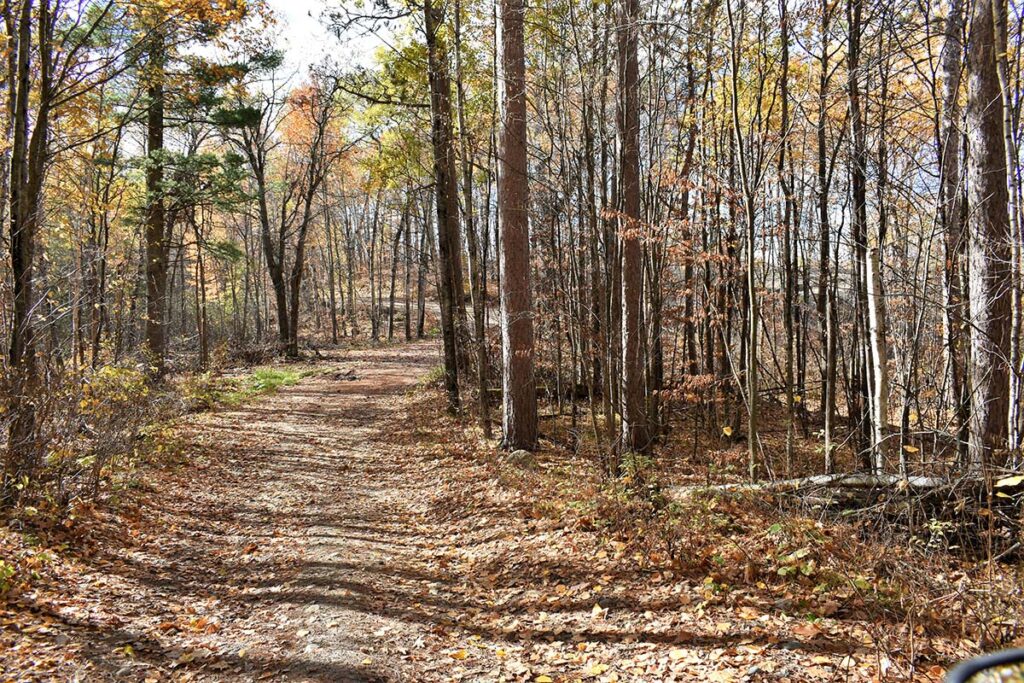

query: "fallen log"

left=667, top=473, right=1022, bottom=561
left=666, top=473, right=978, bottom=505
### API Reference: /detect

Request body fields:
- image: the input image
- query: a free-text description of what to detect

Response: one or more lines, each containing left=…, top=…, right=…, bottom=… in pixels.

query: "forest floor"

left=0, top=338, right=997, bottom=681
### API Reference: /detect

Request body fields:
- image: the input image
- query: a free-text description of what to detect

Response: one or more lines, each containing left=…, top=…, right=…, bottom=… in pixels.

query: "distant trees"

left=222, top=69, right=348, bottom=358
left=389, top=0, right=1022, bottom=482
left=139, top=1, right=250, bottom=372
left=225, top=82, right=291, bottom=354
left=281, top=77, right=347, bottom=357
left=6, top=0, right=1024, bottom=504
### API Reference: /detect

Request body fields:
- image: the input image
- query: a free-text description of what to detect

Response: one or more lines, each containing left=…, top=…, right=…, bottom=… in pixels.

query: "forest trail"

left=5, top=339, right=502, bottom=682
left=168, top=338, right=454, bottom=681
left=197, top=340, right=440, bottom=679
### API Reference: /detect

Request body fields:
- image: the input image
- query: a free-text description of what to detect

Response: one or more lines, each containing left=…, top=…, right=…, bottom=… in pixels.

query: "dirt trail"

left=5, top=339, right=477, bottom=682
left=182, top=339, right=448, bottom=681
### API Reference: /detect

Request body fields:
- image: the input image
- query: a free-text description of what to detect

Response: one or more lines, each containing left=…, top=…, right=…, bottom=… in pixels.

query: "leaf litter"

left=0, top=340, right=1000, bottom=681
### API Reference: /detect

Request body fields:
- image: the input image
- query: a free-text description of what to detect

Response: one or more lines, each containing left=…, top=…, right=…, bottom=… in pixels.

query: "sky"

left=264, top=0, right=384, bottom=77
left=265, top=0, right=336, bottom=74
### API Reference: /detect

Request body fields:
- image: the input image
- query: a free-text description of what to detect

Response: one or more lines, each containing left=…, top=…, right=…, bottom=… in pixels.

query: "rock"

left=329, top=368, right=359, bottom=381
left=505, top=449, right=537, bottom=470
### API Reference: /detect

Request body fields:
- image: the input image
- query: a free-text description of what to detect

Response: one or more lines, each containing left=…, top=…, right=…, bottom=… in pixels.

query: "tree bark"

left=144, top=26, right=168, bottom=373
left=5, top=0, right=50, bottom=497
left=498, top=0, right=538, bottom=449
left=938, top=0, right=969, bottom=464
left=618, top=0, right=648, bottom=455
left=816, top=0, right=838, bottom=473
left=848, top=0, right=874, bottom=469
left=966, top=0, right=1012, bottom=470
left=424, top=0, right=464, bottom=411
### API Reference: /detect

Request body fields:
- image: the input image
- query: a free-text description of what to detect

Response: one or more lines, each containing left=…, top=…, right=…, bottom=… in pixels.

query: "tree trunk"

left=938, top=0, right=969, bottom=464
left=726, top=0, right=757, bottom=478
left=405, top=200, right=413, bottom=342
left=994, top=0, right=1023, bottom=456
left=618, top=0, right=648, bottom=455
left=497, top=0, right=538, bottom=449
left=388, top=210, right=404, bottom=341
left=778, top=0, right=795, bottom=474
left=866, top=246, right=889, bottom=473
left=144, top=26, right=168, bottom=373
left=966, top=0, right=1012, bottom=470
left=454, top=0, right=493, bottom=438
left=848, top=0, right=873, bottom=470
left=325, top=189, right=339, bottom=344
left=417, top=203, right=430, bottom=339
left=816, top=0, right=838, bottom=473
left=5, top=0, right=50, bottom=497
left=424, top=0, right=464, bottom=411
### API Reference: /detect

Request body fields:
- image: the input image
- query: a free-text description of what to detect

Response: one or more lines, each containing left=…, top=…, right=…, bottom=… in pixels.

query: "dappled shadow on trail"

left=156, top=339, right=444, bottom=681
left=169, top=338, right=868, bottom=681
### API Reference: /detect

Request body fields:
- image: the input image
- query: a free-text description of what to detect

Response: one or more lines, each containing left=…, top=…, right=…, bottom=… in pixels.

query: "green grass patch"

left=417, top=365, right=447, bottom=389
left=183, top=367, right=314, bottom=409
left=220, top=368, right=311, bottom=405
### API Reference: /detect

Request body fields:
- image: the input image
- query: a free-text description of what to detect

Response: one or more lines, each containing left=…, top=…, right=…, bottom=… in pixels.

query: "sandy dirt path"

left=185, top=339, right=449, bottom=681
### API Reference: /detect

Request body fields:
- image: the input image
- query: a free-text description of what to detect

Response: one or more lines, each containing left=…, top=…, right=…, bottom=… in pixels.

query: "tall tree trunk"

left=194, top=213, right=210, bottom=369
left=368, top=198, right=380, bottom=340
left=866, top=246, right=889, bottom=473
left=454, top=0, right=492, bottom=438
left=778, top=0, right=795, bottom=474
left=618, top=0, right=648, bottom=455
left=726, top=0, right=758, bottom=478
left=817, top=0, right=838, bottom=473
left=343, top=197, right=358, bottom=336
left=994, top=0, right=1023, bottom=456
left=874, top=23, right=894, bottom=473
left=5, top=0, right=50, bottom=497
left=498, top=0, right=538, bottom=449
left=325, top=188, right=339, bottom=344
left=388, top=209, right=404, bottom=341
left=966, top=0, right=1012, bottom=470
left=144, top=26, right=168, bottom=373
left=424, top=0, right=464, bottom=411
left=939, top=0, right=969, bottom=464
left=286, top=205, right=314, bottom=357
left=404, top=205, right=413, bottom=342
left=847, top=0, right=874, bottom=470
left=417, top=201, right=431, bottom=339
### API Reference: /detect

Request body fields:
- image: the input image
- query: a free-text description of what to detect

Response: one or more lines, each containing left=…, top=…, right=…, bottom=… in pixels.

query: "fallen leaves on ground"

left=0, top=340, right=995, bottom=681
